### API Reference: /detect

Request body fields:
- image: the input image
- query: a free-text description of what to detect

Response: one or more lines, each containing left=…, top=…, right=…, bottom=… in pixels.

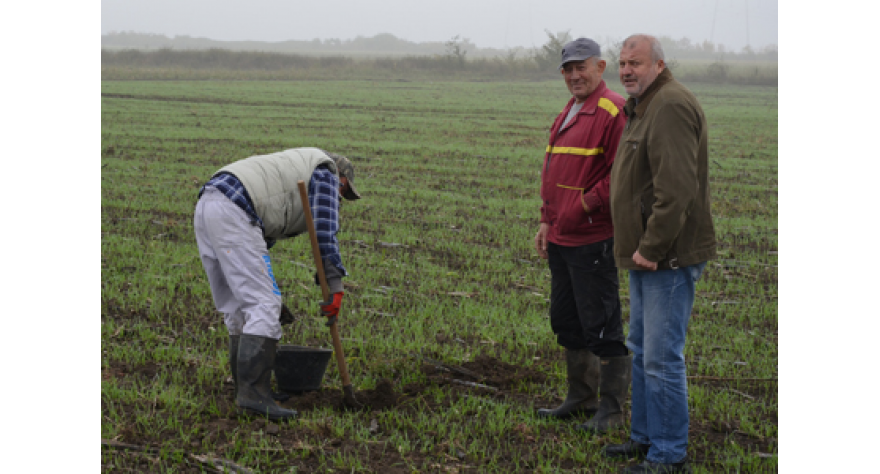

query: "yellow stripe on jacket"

left=597, top=98, right=620, bottom=117
left=545, top=146, right=604, bottom=156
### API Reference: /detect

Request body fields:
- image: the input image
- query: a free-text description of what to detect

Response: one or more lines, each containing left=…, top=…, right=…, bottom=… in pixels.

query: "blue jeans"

left=627, top=262, right=706, bottom=464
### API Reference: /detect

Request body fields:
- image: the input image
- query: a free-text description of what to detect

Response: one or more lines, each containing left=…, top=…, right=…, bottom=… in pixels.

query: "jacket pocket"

left=556, top=185, right=588, bottom=235
left=622, top=138, right=640, bottom=154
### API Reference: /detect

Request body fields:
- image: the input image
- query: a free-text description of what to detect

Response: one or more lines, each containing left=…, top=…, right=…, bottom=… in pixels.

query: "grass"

left=101, top=77, right=777, bottom=472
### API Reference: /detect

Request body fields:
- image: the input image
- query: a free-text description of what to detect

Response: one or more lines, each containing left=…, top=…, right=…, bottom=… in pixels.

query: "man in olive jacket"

left=604, top=35, right=717, bottom=474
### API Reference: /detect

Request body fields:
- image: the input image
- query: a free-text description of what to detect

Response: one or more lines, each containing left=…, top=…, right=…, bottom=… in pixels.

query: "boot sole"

left=536, top=409, right=598, bottom=420
left=602, top=446, right=650, bottom=459
left=239, top=406, right=298, bottom=421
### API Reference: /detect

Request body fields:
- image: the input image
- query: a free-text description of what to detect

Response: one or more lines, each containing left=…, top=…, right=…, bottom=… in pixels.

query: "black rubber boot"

left=603, top=440, right=650, bottom=459
left=577, top=354, right=632, bottom=433
left=230, top=335, right=290, bottom=402
left=537, top=349, right=600, bottom=419
left=236, top=334, right=298, bottom=421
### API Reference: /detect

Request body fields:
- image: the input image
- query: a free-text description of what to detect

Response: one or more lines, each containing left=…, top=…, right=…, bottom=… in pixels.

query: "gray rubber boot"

left=236, top=334, right=298, bottom=421
left=577, top=355, right=632, bottom=433
left=537, top=349, right=600, bottom=419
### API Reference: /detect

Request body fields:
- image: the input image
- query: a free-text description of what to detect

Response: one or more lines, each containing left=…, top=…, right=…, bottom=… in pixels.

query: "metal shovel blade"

left=342, top=384, right=363, bottom=409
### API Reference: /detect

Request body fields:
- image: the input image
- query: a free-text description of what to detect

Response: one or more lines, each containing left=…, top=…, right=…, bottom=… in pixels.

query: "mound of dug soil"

left=281, top=378, right=401, bottom=412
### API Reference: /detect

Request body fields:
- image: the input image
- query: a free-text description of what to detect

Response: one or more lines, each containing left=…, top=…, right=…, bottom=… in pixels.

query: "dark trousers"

left=548, top=238, right=628, bottom=357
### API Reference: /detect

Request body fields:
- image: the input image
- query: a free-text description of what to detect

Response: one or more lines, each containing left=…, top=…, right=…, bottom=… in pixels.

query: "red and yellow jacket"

left=540, top=80, right=626, bottom=247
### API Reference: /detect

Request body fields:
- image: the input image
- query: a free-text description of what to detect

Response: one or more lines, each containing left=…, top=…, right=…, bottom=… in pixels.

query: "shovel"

left=297, top=180, right=362, bottom=409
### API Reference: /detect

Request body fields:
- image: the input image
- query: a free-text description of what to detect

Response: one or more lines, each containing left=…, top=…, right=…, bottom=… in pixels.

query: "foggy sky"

left=101, top=0, right=778, bottom=52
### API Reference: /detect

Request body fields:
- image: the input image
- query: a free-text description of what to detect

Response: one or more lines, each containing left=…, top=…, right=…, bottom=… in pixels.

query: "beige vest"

left=217, top=148, right=336, bottom=240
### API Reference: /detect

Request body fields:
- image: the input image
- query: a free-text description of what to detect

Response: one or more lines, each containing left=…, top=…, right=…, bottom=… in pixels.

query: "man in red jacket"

left=534, top=37, right=631, bottom=434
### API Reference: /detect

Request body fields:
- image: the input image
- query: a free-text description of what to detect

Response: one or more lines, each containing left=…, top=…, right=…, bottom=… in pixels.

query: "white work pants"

left=193, top=188, right=283, bottom=340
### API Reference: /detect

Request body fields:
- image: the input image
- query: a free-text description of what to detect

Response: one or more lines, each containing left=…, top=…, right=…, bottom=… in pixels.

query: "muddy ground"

left=102, top=352, right=776, bottom=473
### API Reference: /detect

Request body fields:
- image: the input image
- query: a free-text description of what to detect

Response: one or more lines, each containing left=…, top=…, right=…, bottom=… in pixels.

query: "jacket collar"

left=623, top=68, right=674, bottom=119
left=558, top=80, right=608, bottom=134
left=567, top=79, right=608, bottom=116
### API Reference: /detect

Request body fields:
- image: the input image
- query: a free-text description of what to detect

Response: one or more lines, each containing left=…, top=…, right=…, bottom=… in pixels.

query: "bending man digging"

left=193, top=147, right=361, bottom=421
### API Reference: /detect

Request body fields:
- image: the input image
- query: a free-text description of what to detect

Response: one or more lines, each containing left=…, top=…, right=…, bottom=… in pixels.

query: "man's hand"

left=632, top=250, right=657, bottom=271
left=534, top=223, right=550, bottom=260
left=319, top=292, right=344, bottom=327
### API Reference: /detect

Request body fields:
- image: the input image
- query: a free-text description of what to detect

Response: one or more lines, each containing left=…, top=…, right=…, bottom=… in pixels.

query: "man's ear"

left=596, top=60, right=607, bottom=74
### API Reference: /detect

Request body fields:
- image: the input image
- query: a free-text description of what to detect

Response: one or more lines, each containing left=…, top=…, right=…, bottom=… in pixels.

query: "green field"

left=101, top=78, right=778, bottom=473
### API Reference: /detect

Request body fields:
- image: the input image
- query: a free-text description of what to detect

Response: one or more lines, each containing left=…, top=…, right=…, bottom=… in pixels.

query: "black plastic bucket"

left=274, top=345, right=333, bottom=393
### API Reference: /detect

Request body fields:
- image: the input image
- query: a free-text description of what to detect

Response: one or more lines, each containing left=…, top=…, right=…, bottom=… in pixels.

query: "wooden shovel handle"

left=296, top=180, right=352, bottom=388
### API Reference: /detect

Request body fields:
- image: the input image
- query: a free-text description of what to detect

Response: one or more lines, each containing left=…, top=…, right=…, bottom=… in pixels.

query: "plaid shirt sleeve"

left=309, top=167, right=347, bottom=276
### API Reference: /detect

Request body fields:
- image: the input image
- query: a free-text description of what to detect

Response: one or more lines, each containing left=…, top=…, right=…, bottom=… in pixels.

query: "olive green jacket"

left=609, top=68, right=717, bottom=270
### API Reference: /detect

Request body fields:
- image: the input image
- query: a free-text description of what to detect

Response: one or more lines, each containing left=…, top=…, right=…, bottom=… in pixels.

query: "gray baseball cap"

left=559, top=38, right=601, bottom=69
left=322, top=151, right=362, bottom=200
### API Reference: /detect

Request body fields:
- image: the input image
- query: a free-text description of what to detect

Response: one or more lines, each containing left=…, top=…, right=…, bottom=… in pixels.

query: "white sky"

left=101, top=0, right=778, bottom=51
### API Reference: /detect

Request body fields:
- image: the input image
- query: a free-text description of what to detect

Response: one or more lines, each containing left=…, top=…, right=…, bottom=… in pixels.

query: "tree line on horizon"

left=102, top=31, right=777, bottom=62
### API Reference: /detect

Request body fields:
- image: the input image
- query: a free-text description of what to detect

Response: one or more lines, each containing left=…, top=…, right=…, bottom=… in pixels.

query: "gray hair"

left=622, top=34, right=665, bottom=62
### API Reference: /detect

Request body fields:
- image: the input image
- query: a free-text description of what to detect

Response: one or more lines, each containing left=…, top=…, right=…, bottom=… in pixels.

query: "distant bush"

left=603, top=58, right=776, bottom=86
left=101, top=48, right=353, bottom=71
left=706, top=61, right=730, bottom=81
left=675, top=59, right=777, bottom=86
left=102, top=48, right=776, bottom=86
left=102, top=48, right=558, bottom=81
